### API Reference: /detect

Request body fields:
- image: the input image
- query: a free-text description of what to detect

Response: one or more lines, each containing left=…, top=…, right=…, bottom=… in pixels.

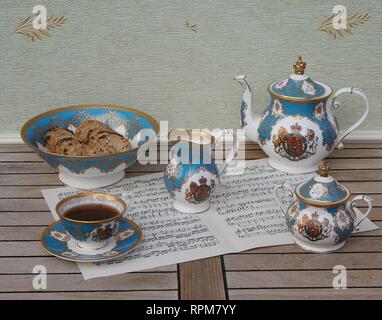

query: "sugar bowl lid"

left=295, top=164, right=350, bottom=207
left=269, top=56, right=332, bottom=102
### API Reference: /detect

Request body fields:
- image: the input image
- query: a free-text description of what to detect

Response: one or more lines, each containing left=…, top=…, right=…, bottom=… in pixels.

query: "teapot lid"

left=295, top=163, right=350, bottom=207
left=269, top=56, right=332, bottom=102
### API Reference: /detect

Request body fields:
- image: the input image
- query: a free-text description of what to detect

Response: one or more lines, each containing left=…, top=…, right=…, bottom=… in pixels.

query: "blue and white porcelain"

left=236, top=56, right=369, bottom=173
left=55, top=193, right=127, bottom=251
left=164, top=130, right=239, bottom=213
left=40, top=217, right=142, bottom=262
left=21, top=105, right=159, bottom=189
left=274, top=164, right=373, bottom=252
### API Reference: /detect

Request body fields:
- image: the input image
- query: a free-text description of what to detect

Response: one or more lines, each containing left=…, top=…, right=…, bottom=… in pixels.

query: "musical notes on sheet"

left=211, top=162, right=312, bottom=239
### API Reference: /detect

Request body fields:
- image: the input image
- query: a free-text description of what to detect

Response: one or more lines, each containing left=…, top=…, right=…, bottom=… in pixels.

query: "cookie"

left=52, top=137, right=83, bottom=156
left=75, top=120, right=113, bottom=143
left=91, top=131, right=131, bottom=152
left=44, top=126, right=75, bottom=152
left=81, top=142, right=116, bottom=156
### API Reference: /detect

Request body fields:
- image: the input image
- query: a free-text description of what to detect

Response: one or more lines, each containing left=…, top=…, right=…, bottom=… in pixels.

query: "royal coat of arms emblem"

left=273, top=123, right=318, bottom=161
left=185, top=176, right=216, bottom=204
left=297, top=212, right=331, bottom=241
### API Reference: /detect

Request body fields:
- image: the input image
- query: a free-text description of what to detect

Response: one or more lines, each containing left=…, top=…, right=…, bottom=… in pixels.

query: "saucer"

left=40, top=217, right=142, bottom=262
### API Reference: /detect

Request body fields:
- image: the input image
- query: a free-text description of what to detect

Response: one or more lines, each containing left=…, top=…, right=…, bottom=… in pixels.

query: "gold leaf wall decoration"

left=15, top=15, right=66, bottom=41
left=317, top=12, right=371, bottom=39
left=186, top=21, right=197, bottom=33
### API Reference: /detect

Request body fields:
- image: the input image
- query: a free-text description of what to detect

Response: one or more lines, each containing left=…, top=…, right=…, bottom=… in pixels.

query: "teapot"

left=274, top=164, right=373, bottom=252
left=164, top=129, right=238, bottom=213
left=235, top=56, right=369, bottom=173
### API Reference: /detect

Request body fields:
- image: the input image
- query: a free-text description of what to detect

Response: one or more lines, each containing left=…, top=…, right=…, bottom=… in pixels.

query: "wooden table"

left=0, top=142, right=381, bottom=300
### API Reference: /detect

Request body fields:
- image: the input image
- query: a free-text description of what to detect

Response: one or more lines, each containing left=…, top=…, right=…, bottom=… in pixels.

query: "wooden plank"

left=2, top=222, right=378, bottom=241
left=332, top=170, right=382, bottom=181
left=0, top=257, right=176, bottom=274
left=0, top=211, right=53, bottom=226
left=2, top=148, right=380, bottom=165
left=0, top=174, right=62, bottom=186
left=343, top=143, right=382, bottom=149
left=0, top=227, right=43, bottom=240
left=0, top=273, right=177, bottom=292
left=0, top=168, right=382, bottom=186
left=242, top=150, right=382, bottom=160
left=326, top=159, right=382, bottom=170
left=340, top=182, right=382, bottom=193
left=0, top=291, right=178, bottom=300
left=0, top=153, right=41, bottom=162
left=329, top=149, right=382, bottom=158
left=1, top=237, right=382, bottom=259
left=0, top=241, right=49, bottom=257
left=229, top=288, right=382, bottom=300
left=0, top=163, right=56, bottom=174
left=243, top=237, right=382, bottom=254
left=0, top=186, right=59, bottom=198
left=0, top=172, right=150, bottom=186
left=179, top=257, right=226, bottom=300
left=4, top=196, right=382, bottom=213
left=1, top=206, right=380, bottom=228
left=0, top=145, right=32, bottom=153
left=0, top=199, right=49, bottom=211
left=1, top=154, right=381, bottom=176
left=226, top=270, right=382, bottom=289
left=224, top=252, right=382, bottom=271
left=0, top=162, right=166, bottom=174
left=0, top=142, right=381, bottom=153
left=6, top=181, right=380, bottom=199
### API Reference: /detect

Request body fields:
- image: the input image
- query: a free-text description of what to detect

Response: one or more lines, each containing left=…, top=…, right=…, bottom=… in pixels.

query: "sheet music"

left=42, top=159, right=378, bottom=279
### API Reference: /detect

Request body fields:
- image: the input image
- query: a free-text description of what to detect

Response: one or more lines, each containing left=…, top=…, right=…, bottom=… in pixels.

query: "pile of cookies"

left=44, top=120, right=131, bottom=156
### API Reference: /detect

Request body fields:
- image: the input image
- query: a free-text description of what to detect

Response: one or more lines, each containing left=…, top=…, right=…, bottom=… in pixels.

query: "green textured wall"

left=1, top=0, right=381, bottom=135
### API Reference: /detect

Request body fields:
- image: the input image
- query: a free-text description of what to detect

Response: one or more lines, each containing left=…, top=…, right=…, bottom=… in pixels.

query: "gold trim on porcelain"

left=268, top=81, right=333, bottom=103
left=55, top=193, right=127, bottom=224
left=295, top=189, right=351, bottom=208
left=39, top=217, right=142, bottom=263
left=20, top=105, right=160, bottom=159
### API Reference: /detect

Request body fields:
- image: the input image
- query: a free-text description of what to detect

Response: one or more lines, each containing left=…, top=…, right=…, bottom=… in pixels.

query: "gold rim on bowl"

left=55, top=193, right=127, bottom=224
left=20, top=105, right=159, bottom=159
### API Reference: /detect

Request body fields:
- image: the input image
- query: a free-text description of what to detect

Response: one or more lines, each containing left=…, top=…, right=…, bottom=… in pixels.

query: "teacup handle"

left=215, top=129, right=239, bottom=177
left=273, top=182, right=295, bottom=216
left=329, top=87, right=369, bottom=149
left=350, top=195, right=373, bottom=231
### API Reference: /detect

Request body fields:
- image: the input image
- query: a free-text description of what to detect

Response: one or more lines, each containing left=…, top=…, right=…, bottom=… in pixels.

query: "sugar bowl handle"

left=330, top=87, right=369, bottom=149
left=273, top=182, right=295, bottom=216
left=350, top=195, right=373, bottom=231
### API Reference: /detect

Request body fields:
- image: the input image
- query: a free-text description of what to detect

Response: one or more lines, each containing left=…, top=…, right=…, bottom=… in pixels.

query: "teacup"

left=55, top=193, right=127, bottom=251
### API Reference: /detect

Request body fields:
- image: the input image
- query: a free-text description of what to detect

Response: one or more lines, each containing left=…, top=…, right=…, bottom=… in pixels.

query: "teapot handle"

left=349, top=195, right=373, bottom=231
left=215, top=129, right=239, bottom=177
left=329, top=87, right=369, bottom=149
left=273, top=182, right=295, bottom=216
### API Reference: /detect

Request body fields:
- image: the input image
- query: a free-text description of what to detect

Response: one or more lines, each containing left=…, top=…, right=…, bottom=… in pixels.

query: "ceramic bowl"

left=21, top=105, right=159, bottom=189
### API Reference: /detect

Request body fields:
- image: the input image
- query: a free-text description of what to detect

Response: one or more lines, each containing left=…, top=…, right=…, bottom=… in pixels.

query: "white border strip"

left=1, top=130, right=381, bottom=145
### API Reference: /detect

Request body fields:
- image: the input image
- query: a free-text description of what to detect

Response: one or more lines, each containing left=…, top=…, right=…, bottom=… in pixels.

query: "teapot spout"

left=235, top=75, right=260, bottom=143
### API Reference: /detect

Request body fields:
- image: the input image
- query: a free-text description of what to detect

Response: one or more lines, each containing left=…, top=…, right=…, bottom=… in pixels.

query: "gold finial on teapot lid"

left=319, top=163, right=329, bottom=177
left=293, top=56, right=306, bottom=75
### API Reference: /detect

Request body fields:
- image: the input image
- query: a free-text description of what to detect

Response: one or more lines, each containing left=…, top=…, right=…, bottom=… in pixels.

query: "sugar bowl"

left=274, top=164, right=373, bottom=252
